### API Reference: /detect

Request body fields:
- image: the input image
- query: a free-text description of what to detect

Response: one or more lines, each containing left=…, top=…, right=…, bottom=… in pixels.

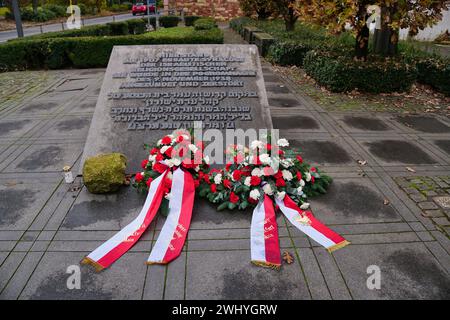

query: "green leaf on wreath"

left=217, top=202, right=229, bottom=211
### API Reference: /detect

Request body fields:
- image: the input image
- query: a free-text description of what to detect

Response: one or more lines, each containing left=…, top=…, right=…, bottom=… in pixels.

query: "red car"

left=132, top=2, right=156, bottom=15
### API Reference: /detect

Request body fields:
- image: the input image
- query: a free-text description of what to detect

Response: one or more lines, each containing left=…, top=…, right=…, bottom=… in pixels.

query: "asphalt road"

left=0, top=13, right=138, bottom=42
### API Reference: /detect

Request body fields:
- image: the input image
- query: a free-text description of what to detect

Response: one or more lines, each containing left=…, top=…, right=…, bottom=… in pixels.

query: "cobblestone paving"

left=0, top=28, right=449, bottom=300
left=395, top=176, right=450, bottom=237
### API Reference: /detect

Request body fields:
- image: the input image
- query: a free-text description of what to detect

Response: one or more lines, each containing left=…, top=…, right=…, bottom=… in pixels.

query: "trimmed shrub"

left=0, top=27, right=224, bottom=71
left=266, top=40, right=317, bottom=66
left=194, top=18, right=217, bottom=31
left=14, top=24, right=112, bottom=40
left=127, top=18, right=147, bottom=34
left=107, top=21, right=129, bottom=35
left=229, top=17, right=254, bottom=33
left=159, top=15, right=180, bottom=28
left=415, top=57, right=450, bottom=96
left=185, top=15, right=201, bottom=27
left=303, top=50, right=417, bottom=93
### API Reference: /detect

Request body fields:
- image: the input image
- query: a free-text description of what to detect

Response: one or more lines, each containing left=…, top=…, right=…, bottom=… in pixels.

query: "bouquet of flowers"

left=198, top=137, right=332, bottom=211
left=133, top=129, right=210, bottom=215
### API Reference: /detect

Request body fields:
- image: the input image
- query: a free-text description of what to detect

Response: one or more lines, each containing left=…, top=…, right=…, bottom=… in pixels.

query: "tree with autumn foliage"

left=272, top=0, right=300, bottom=31
left=239, top=0, right=275, bottom=20
left=297, top=0, right=450, bottom=59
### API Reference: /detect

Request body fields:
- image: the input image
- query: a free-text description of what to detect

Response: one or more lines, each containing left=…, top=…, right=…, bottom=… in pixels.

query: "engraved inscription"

left=107, top=51, right=258, bottom=130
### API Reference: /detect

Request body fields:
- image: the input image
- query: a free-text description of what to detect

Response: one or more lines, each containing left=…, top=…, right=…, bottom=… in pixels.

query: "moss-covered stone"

left=83, top=153, right=127, bottom=194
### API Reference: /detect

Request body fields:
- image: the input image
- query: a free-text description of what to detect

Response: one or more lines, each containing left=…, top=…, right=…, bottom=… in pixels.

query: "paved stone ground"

left=0, top=27, right=449, bottom=300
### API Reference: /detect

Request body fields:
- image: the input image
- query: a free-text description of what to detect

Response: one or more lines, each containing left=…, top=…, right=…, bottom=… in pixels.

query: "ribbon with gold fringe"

left=82, top=168, right=195, bottom=271
left=250, top=194, right=349, bottom=269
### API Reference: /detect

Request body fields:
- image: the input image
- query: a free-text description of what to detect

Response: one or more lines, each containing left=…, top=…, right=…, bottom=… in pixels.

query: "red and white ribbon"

left=82, top=170, right=169, bottom=271
left=250, top=194, right=281, bottom=269
left=276, top=195, right=349, bottom=253
left=147, top=168, right=195, bottom=264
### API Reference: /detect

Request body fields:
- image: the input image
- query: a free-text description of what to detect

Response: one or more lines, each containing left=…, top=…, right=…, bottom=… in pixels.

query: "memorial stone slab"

left=81, top=44, right=272, bottom=173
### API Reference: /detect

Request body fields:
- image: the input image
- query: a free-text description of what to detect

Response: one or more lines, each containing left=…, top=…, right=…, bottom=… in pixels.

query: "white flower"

left=277, top=138, right=289, bottom=147
left=282, top=170, right=293, bottom=181
left=171, top=158, right=181, bottom=167
left=203, top=155, right=210, bottom=164
left=188, top=144, right=198, bottom=153
left=244, top=176, right=251, bottom=187
left=300, top=202, right=310, bottom=210
left=250, top=140, right=264, bottom=150
left=249, top=189, right=261, bottom=200
left=194, top=165, right=200, bottom=172
left=259, top=153, right=271, bottom=165
left=160, top=145, right=170, bottom=154
left=296, top=186, right=303, bottom=195
left=157, top=139, right=162, bottom=146
left=251, top=168, right=263, bottom=177
left=299, top=179, right=305, bottom=187
left=164, top=192, right=171, bottom=200
left=262, top=184, right=273, bottom=195
left=214, top=173, right=222, bottom=185
left=305, top=172, right=312, bottom=182
left=165, top=159, right=175, bottom=167
left=276, top=191, right=286, bottom=200
left=148, top=154, right=156, bottom=162
left=181, top=134, right=190, bottom=140
left=280, top=158, right=293, bottom=168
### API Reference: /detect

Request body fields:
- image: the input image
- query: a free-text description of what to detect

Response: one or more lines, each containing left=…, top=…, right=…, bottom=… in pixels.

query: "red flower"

left=276, top=178, right=286, bottom=187
left=194, top=179, right=200, bottom=188
left=141, top=159, right=149, bottom=169
left=296, top=155, right=303, bottom=163
left=232, top=170, right=242, bottom=181
left=203, top=174, right=210, bottom=183
left=223, top=179, right=232, bottom=189
left=155, top=153, right=164, bottom=162
left=176, top=135, right=184, bottom=143
left=146, top=177, right=153, bottom=187
left=250, top=176, right=261, bottom=186
left=311, top=176, right=315, bottom=184
left=229, top=192, right=239, bottom=203
left=135, top=172, right=143, bottom=182
left=248, top=197, right=258, bottom=204
left=266, top=143, right=272, bottom=151
left=311, top=167, right=317, bottom=172
left=274, top=170, right=282, bottom=179
left=150, top=148, right=158, bottom=155
left=161, top=136, right=172, bottom=145
left=263, top=166, right=274, bottom=176
left=296, top=171, right=302, bottom=181
left=225, top=162, right=232, bottom=171
left=210, top=184, right=217, bottom=193
left=164, top=146, right=173, bottom=157
left=153, top=162, right=167, bottom=174
left=278, top=150, right=284, bottom=156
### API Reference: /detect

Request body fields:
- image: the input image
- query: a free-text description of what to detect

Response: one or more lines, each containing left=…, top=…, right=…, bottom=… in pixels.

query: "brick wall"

left=174, top=0, right=242, bottom=21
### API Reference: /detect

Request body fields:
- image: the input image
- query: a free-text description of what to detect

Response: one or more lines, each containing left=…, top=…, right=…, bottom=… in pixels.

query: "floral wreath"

left=197, top=137, right=332, bottom=212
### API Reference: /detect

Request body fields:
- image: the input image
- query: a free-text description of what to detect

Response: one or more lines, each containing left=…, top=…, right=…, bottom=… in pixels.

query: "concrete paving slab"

left=19, top=251, right=147, bottom=299
left=332, top=242, right=450, bottom=299
left=290, top=139, right=354, bottom=165
left=0, top=182, right=59, bottom=230
left=185, top=250, right=311, bottom=300
left=395, top=115, right=450, bottom=133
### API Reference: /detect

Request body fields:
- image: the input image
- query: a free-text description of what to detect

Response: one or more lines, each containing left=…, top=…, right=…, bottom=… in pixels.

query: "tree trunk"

left=355, top=24, right=369, bottom=60
left=373, top=6, right=398, bottom=56
left=284, top=8, right=297, bottom=32
left=32, top=0, right=38, bottom=14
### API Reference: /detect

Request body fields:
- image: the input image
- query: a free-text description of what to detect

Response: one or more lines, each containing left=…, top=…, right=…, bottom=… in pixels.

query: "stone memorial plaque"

left=81, top=44, right=272, bottom=173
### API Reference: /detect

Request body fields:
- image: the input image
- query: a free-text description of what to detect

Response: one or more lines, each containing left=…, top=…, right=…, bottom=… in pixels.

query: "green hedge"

left=159, top=16, right=180, bottom=28
left=267, top=40, right=319, bottom=66
left=127, top=19, right=147, bottom=35
left=185, top=15, right=201, bottom=27
left=194, top=18, right=217, bottom=31
left=0, top=27, right=224, bottom=71
left=303, top=50, right=417, bottom=93
left=415, top=57, right=450, bottom=96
